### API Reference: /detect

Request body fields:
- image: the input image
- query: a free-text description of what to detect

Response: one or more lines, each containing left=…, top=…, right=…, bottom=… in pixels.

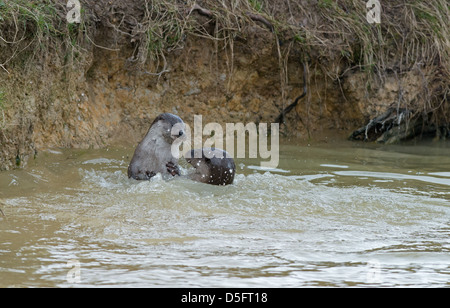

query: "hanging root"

left=275, top=61, right=307, bottom=125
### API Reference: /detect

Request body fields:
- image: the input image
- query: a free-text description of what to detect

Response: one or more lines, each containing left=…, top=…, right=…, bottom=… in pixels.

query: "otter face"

left=185, top=148, right=235, bottom=185
left=151, top=113, right=186, bottom=144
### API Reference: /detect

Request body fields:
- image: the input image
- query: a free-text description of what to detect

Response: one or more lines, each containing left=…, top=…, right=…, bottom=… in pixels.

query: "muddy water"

left=0, top=140, right=449, bottom=287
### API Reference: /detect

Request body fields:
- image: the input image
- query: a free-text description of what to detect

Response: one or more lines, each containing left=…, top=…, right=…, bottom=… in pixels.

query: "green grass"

left=2, top=0, right=59, bottom=36
left=318, top=0, right=335, bottom=9
left=249, top=0, right=263, bottom=12
left=0, top=0, right=88, bottom=68
left=0, top=0, right=448, bottom=128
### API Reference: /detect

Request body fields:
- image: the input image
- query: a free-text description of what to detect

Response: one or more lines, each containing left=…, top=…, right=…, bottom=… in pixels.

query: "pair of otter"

left=128, top=113, right=235, bottom=185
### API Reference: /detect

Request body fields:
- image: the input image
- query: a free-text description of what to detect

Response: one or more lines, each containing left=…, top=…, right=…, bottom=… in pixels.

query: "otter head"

left=185, top=148, right=235, bottom=186
left=149, top=113, right=186, bottom=144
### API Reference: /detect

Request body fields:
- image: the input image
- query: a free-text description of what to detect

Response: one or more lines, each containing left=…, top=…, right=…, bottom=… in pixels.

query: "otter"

left=185, top=148, right=235, bottom=185
left=128, top=113, right=185, bottom=180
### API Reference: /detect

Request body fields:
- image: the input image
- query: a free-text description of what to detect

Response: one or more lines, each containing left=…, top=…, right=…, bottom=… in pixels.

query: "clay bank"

left=0, top=0, right=449, bottom=170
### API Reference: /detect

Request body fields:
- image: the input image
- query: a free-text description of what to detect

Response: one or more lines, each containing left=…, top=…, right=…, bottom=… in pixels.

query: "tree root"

left=245, top=13, right=274, bottom=33
left=348, top=108, right=437, bottom=144
left=189, top=4, right=213, bottom=18
left=275, top=61, right=307, bottom=125
left=189, top=4, right=274, bottom=32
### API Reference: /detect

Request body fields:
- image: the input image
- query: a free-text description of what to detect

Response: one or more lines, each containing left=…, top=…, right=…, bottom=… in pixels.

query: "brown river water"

left=0, top=140, right=449, bottom=287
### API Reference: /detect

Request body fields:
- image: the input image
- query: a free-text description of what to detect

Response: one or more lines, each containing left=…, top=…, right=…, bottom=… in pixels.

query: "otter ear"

left=150, top=114, right=164, bottom=127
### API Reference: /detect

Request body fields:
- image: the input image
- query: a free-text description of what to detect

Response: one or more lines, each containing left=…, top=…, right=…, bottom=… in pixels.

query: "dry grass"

left=276, top=0, right=449, bottom=135
left=318, top=1, right=449, bottom=127
left=0, top=0, right=448, bottom=135
left=0, top=0, right=91, bottom=71
left=129, top=0, right=449, bottom=132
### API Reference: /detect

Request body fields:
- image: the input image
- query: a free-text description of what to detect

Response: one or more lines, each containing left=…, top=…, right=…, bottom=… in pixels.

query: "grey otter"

left=185, top=148, right=235, bottom=185
left=128, top=113, right=185, bottom=180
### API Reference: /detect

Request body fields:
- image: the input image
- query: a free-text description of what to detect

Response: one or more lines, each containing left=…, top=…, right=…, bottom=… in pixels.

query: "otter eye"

left=205, top=157, right=211, bottom=163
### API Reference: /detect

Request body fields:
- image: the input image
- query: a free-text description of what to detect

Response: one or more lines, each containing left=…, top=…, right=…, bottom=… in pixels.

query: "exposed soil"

left=0, top=0, right=448, bottom=170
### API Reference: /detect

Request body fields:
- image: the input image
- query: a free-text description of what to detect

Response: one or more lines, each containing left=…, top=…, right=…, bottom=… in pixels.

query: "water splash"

left=1, top=145, right=449, bottom=287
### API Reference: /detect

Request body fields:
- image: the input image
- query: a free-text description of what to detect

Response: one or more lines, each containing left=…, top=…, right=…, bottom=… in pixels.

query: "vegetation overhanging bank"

left=0, top=0, right=448, bottom=170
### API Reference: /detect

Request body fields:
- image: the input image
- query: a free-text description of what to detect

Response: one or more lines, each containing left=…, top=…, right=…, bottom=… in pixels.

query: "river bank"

left=1, top=0, right=448, bottom=170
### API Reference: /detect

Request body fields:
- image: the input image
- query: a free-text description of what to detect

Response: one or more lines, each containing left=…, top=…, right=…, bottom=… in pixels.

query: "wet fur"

left=128, top=113, right=185, bottom=180
left=186, top=148, right=235, bottom=185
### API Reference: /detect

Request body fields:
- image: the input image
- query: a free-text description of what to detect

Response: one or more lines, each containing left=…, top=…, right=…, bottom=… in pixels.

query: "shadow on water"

left=0, top=140, right=449, bottom=287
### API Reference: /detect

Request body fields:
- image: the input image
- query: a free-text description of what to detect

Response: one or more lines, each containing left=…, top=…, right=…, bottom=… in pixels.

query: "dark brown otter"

left=128, top=113, right=185, bottom=180
left=185, top=148, right=235, bottom=186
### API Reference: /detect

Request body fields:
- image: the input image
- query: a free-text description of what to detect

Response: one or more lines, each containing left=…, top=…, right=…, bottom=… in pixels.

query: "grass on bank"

left=0, top=0, right=448, bottom=135
left=0, top=0, right=89, bottom=71
left=134, top=0, right=448, bottom=128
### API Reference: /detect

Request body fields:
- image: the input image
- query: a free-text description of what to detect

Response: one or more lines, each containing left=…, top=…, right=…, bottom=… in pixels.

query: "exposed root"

left=189, top=4, right=213, bottom=18
left=189, top=3, right=274, bottom=32
left=348, top=107, right=435, bottom=144
left=275, top=61, right=307, bottom=125
left=245, top=12, right=274, bottom=32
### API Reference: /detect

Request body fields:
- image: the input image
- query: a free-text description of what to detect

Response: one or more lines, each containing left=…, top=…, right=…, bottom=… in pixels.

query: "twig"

left=0, top=64, right=10, bottom=74
left=142, top=69, right=170, bottom=76
left=85, top=33, right=120, bottom=52
left=143, top=47, right=170, bottom=78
